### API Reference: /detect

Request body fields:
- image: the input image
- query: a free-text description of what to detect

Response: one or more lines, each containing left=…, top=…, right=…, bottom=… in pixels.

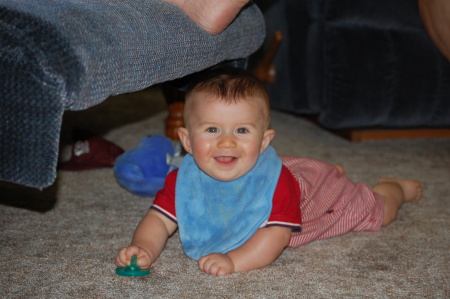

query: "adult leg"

left=164, top=0, right=250, bottom=35
left=418, top=0, right=450, bottom=62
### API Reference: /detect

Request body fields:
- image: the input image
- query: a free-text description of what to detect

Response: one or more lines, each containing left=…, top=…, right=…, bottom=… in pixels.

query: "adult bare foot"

left=377, top=178, right=423, bottom=202
left=164, top=0, right=250, bottom=35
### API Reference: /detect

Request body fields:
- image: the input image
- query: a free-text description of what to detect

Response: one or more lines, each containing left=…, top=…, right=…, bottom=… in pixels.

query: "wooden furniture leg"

left=162, top=85, right=185, bottom=140
left=253, top=31, right=283, bottom=83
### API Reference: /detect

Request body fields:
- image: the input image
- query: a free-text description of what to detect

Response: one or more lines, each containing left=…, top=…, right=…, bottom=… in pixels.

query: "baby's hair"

left=185, top=65, right=270, bottom=109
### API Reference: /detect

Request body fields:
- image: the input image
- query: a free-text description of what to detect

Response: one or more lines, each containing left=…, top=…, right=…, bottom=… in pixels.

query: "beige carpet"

left=1, top=87, right=449, bottom=298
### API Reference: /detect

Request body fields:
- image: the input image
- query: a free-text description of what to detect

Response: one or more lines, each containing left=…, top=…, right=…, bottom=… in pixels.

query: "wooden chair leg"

left=165, top=101, right=185, bottom=141
left=252, top=30, right=283, bottom=83
left=162, top=85, right=185, bottom=141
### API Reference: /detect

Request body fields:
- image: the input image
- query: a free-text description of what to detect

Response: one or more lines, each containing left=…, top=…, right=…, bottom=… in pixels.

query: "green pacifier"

left=116, top=255, right=150, bottom=276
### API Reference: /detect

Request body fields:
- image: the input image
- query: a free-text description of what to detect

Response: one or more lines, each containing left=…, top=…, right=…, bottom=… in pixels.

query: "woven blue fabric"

left=0, top=0, right=265, bottom=189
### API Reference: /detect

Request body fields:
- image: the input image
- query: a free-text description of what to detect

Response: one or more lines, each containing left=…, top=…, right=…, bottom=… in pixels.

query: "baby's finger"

left=115, top=247, right=131, bottom=267
left=197, top=256, right=209, bottom=272
left=198, top=256, right=216, bottom=275
left=208, top=263, right=221, bottom=276
left=127, top=247, right=152, bottom=269
left=124, top=246, right=141, bottom=259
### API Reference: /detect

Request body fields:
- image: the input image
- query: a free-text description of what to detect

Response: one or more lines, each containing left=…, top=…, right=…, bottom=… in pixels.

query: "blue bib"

left=175, top=146, right=282, bottom=260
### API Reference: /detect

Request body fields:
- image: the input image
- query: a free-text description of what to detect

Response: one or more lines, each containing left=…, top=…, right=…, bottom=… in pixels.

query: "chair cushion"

left=0, top=0, right=265, bottom=188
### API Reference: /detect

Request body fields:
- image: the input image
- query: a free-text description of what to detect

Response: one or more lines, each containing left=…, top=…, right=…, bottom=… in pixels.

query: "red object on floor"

left=58, top=135, right=124, bottom=171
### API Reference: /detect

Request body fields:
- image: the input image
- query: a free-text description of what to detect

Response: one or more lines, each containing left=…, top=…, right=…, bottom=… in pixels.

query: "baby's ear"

left=260, top=129, right=276, bottom=154
left=177, top=127, right=193, bottom=154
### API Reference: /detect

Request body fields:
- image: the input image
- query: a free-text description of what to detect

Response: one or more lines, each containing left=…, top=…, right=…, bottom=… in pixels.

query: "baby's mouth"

left=215, top=156, right=237, bottom=165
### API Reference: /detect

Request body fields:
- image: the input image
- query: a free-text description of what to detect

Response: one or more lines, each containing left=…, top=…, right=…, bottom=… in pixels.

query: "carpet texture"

left=1, top=87, right=449, bottom=298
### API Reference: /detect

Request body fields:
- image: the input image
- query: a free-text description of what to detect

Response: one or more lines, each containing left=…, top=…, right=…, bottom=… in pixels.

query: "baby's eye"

left=206, top=127, right=219, bottom=133
left=236, top=128, right=248, bottom=134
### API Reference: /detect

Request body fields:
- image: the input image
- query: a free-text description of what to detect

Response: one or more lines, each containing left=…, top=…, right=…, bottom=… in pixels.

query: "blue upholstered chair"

left=0, top=0, right=265, bottom=189
left=261, top=0, right=450, bottom=138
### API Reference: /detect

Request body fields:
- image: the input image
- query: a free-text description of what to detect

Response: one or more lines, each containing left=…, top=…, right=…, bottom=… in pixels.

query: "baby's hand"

left=198, top=253, right=235, bottom=276
left=115, top=246, right=152, bottom=270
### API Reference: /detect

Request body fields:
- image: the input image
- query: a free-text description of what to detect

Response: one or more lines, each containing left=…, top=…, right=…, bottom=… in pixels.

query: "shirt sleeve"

left=151, top=169, right=178, bottom=223
left=266, top=165, right=302, bottom=231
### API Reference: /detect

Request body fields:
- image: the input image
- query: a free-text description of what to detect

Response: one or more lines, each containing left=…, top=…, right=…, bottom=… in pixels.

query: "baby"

left=115, top=66, right=422, bottom=276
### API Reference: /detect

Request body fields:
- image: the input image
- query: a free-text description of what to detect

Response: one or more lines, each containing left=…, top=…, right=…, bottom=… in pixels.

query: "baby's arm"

left=115, top=209, right=177, bottom=269
left=198, top=226, right=291, bottom=276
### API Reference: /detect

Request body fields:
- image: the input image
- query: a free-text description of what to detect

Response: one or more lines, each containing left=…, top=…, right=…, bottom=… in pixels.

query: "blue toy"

left=114, top=134, right=181, bottom=197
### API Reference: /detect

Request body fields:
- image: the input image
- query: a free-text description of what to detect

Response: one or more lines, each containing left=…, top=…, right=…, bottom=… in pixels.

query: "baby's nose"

left=218, top=134, right=237, bottom=148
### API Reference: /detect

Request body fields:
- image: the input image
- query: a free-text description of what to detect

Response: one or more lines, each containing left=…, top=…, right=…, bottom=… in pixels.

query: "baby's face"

left=178, top=92, right=274, bottom=181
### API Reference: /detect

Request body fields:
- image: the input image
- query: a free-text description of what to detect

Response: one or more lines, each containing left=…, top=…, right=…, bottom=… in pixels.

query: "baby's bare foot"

left=378, top=178, right=423, bottom=202
left=164, top=0, right=250, bottom=35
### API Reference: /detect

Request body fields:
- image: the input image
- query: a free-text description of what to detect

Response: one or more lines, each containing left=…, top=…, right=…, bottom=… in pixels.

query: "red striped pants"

left=281, top=156, right=384, bottom=248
